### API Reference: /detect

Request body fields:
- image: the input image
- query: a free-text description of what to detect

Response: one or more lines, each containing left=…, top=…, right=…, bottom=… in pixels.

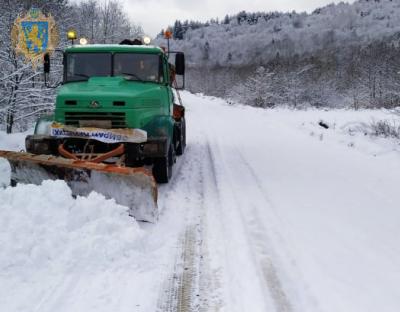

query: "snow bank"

left=0, top=130, right=156, bottom=312
left=289, top=108, right=400, bottom=156
left=0, top=180, right=142, bottom=272
left=0, top=180, right=143, bottom=311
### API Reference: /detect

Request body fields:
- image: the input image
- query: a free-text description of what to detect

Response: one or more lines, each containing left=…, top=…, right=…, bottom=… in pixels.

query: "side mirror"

left=43, top=53, right=50, bottom=74
left=175, top=52, right=185, bottom=75
left=44, top=49, right=64, bottom=88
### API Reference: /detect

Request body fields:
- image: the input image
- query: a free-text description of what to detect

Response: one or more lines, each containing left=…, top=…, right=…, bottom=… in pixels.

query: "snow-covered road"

left=1, top=92, right=400, bottom=312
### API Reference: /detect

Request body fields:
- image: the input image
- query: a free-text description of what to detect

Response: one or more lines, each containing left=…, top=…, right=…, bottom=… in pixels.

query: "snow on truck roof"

left=66, top=44, right=163, bottom=54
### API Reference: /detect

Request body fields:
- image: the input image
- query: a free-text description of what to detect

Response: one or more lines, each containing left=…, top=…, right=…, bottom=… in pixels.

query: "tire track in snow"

left=156, top=143, right=201, bottom=311
left=234, top=148, right=293, bottom=312
left=157, top=223, right=202, bottom=312
left=199, top=143, right=225, bottom=312
left=157, top=141, right=219, bottom=312
left=192, top=99, right=289, bottom=311
left=234, top=146, right=320, bottom=312
left=204, top=131, right=294, bottom=312
left=160, top=95, right=295, bottom=312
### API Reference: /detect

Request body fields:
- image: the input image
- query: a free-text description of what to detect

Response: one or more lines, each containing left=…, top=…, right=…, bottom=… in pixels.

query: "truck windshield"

left=114, top=53, right=162, bottom=83
left=65, top=52, right=163, bottom=83
left=66, top=53, right=111, bottom=82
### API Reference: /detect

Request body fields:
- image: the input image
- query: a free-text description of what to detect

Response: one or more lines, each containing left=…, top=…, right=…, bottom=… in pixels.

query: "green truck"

left=0, top=41, right=186, bottom=222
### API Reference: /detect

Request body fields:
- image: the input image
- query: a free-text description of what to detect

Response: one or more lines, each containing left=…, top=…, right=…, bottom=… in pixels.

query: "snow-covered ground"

left=1, top=92, right=400, bottom=312
left=0, top=130, right=29, bottom=187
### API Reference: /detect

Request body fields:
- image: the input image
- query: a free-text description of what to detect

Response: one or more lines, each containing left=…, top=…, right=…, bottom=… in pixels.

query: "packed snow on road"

left=1, top=92, right=400, bottom=312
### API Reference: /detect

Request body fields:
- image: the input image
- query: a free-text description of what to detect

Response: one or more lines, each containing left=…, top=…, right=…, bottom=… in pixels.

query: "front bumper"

left=25, top=135, right=169, bottom=159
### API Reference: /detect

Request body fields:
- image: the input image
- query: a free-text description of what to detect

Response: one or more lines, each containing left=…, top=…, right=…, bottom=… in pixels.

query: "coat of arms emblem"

left=11, top=8, right=59, bottom=68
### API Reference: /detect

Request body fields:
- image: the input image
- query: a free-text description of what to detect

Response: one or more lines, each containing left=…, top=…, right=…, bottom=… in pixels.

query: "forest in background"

left=160, top=0, right=400, bottom=109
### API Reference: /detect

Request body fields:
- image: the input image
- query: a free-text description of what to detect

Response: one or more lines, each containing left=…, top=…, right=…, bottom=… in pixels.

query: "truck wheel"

left=176, top=118, right=186, bottom=156
left=152, top=144, right=173, bottom=183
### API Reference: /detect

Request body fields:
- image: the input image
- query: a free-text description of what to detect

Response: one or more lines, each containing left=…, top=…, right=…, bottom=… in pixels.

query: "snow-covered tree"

left=230, top=66, right=277, bottom=107
left=0, top=0, right=69, bottom=133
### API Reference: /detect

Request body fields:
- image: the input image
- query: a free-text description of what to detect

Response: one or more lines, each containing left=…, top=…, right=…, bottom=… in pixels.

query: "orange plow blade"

left=0, top=150, right=158, bottom=222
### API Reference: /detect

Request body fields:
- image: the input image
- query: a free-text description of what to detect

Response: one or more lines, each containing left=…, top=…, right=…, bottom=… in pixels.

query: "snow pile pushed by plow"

left=0, top=180, right=143, bottom=312
left=0, top=131, right=158, bottom=222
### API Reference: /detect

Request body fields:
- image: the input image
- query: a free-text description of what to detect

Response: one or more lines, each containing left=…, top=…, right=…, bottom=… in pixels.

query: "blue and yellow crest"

left=12, top=9, right=59, bottom=68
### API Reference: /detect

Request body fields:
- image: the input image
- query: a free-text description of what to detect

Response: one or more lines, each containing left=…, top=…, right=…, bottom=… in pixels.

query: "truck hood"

left=57, top=77, right=166, bottom=109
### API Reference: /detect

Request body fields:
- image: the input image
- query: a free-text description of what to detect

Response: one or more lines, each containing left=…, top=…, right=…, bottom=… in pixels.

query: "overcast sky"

left=78, top=0, right=353, bottom=37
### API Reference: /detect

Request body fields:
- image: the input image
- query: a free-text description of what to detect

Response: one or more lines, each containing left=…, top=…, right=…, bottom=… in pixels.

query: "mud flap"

left=0, top=150, right=158, bottom=222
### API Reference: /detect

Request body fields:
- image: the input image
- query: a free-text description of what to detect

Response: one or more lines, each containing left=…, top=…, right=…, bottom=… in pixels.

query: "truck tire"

left=152, top=144, right=173, bottom=183
left=10, top=179, right=17, bottom=187
left=176, top=118, right=186, bottom=156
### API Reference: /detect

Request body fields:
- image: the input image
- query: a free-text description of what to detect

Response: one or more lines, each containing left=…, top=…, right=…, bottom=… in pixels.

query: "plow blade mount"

left=0, top=150, right=158, bottom=222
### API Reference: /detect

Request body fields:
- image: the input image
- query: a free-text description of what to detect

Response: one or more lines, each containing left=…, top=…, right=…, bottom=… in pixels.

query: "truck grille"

left=64, top=112, right=127, bottom=128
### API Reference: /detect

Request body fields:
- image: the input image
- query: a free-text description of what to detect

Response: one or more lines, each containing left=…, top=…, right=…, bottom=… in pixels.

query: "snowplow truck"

left=0, top=43, right=186, bottom=222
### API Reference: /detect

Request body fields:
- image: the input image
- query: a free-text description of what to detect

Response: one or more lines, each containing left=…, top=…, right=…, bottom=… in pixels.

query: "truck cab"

left=27, top=43, right=186, bottom=183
